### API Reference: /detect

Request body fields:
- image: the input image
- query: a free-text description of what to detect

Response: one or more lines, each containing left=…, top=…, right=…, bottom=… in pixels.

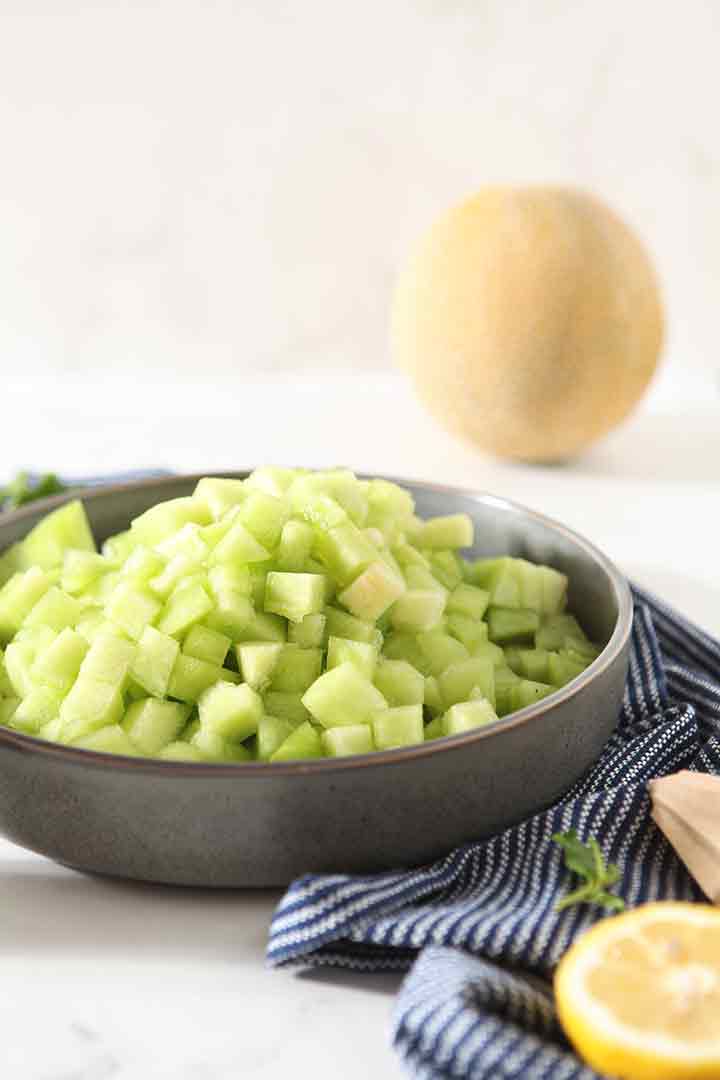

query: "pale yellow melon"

left=391, top=186, right=664, bottom=462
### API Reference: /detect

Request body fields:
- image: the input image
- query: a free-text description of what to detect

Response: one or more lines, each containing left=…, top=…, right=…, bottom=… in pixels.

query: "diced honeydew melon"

left=262, top=691, right=310, bottom=726
left=296, top=493, right=348, bottom=530
left=363, top=527, right=385, bottom=548
left=539, top=566, right=568, bottom=615
left=445, top=612, right=488, bottom=651
left=236, top=492, right=289, bottom=550
left=0, top=568, right=53, bottom=643
left=156, top=524, right=209, bottom=564
left=364, top=478, right=415, bottom=526
left=122, top=698, right=190, bottom=754
left=11, top=686, right=64, bottom=733
left=504, top=647, right=551, bottom=683
left=157, top=741, right=206, bottom=762
left=264, top=572, right=326, bottom=624
left=190, top=728, right=252, bottom=762
left=15, top=624, right=58, bottom=653
left=494, top=665, right=522, bottom=716
left=423, top=714, right=445, bottom=740
left=269, top=645, right=323, bottom=693
left=324, top=607, right=381, bottom=647
left=72, top=724, right=139, bottom=756
left=338, top=561, right=404, bottom=622
left=0, top=543, right=32, bottom=587
left=105, top=582, right=161, bottom=641
left=372, top=705, right=423, bottom=749
left=404, top=565, right=447, bottom=595
left=193, top=477, right=249, bottom=519
left=198, top=681, right=262, bottom=741
left=287, top=613, right=326, bottom=648
left=204, top=593, right=255, bottom=640
left=182, top=624, right=230, bottom=667
left=487, top=606, right=540, bottom=645
left=21, top=500, right=96, bottom=569
left=390, top=589, right=446, bottom=632
left=427, top=551, right=464, bottom=590
left=130, top=625, right=180, bottom=697
left=471, top=640, right=507, bottom=667
left=0, top=648, right=13, bottom=696
left=392, top=540, right=430, bottom=570
left=120, top=546, right=168, bottom=587
left=156, top=581, right=213, bottom=637
left=75, top=613, right=122, bottom=645
left=4, top=640, right=40, bottom=697
left=60, top=677, right=124, bottom=740
left=312, top=523, right=377, bottom=586
left=207, top=563, right=252, bottom=599
left=236, top=642, right=283, bottom=691
left=149, top=554, right=199, bottom=599
left=534, top=614, right=586, bottom=652
left=290, top=470, right=368, bottom=527
left=322, top=724, right=374, bottom=757
left=446, top=584, right=490, bottom=621
left=61, top=550, right=108, bottom=594
left=302, top=662, right=387, bottom=728
left=373, top=658, right=424, bottom=706
left=101, top=531, right=135, bottom=566
left=382, top=631, right=431, bottom=675
left=208, top=520, right=269, bottom=566
left=439, top=657, right=496, bottom=709
left=79, top=632, right=136, bottom=687
left=37, top=714, right=62, bottom=741
left=548, top=651, right=587, bottom=687
left=443, top=698, right=498, bottom=735
left=327, top=636, right=378, bottom=680
left=415, top=514, right=473, bottom=550
left=257, top=715, right=295, bottom=760
left=23, top=587, right=81, bottom=633
left=130, top=497, right=211, bottom=545
left=31, top=627, right=89, bottom=692
left=270, top=720, right=323, bottom=762
left=423, top=675, right=444, bottom=715
left=167, top=655, right=225, bottom=703
left=245, top=466, right=298, bottom=498
left=416, top=630, right=469, bottom=676
left=562, top=637, right=601, bottom=662
left=276, top=520, right=315, bottom=572
left=200, top=507, right=243, bottom=551
left=509, top=679, right=555, bottom=711
left=232, top=610, right=286, bottom=643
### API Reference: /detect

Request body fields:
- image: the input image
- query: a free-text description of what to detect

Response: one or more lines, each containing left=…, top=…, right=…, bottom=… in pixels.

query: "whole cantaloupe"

left=392, top=187, right=664, bottom=462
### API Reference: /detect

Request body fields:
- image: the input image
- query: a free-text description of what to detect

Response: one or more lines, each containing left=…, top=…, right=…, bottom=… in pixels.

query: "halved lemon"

left=554, top=902, right=720, bottom=1080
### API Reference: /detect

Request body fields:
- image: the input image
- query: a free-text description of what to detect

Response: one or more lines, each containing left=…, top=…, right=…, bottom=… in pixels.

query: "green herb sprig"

left=1, top=472, right=67, bottom=511
left=553, top=829, right=625, bottom=913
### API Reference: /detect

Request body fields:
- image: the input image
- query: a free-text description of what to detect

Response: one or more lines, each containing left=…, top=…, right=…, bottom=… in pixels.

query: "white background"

left=1, top=0, right=719, bottom=382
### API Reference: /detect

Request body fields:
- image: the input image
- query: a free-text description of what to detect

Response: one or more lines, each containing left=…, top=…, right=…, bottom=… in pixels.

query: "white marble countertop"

left=2, top=367, right=719, bottom=1078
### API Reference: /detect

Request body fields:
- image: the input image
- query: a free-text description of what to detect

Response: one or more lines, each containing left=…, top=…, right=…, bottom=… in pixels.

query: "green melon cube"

left=156, top=581, right=213, bottom=637
left=392, top=540, right=430, bottom=570
left=3, top=641, right=37, bottom=697
left=0, top=648, right=13, bottom=697
left=513, top=559, right=542, bottom=612
left=105, top=582, right=161, bottom=640
left=270, top=645, right=323, bottom=692
left=372, top=705, right=423, bottom=749
left=481, top=557, right=521, bottom=607
left=0, top=568, right=53, bottom=642
left=373, top=658, right=424, bottom=706
left=23, top=587, right=81, bottom=633
left=60, top=677, right=124, bottom=740
left=313, top=523, right=377, bottom=586
left=75, top=613, right=121, bottom=645
left=101, top=531, right=136, bottom=566
left=288, top=613, right=326, bottom=648
left=506, top=647, right=551, bottom=683
left=438, top=657, right=496, bottom=709
left=155, top=523, right=209, bottom=563
left=190, top=727, right=252, bottom=762
left=0, top=696, right=20, bottom=726
left=446, top=613, right=488, bottom=651
left=182, top=624, right=230, bottom=667
left=296, top=492, right=348, bottom=530
left=236, top=491, right=289, bottom=550
left=487, top=606, right=540, bottom=645
left=416, top=631, right=469, bottom=676
left=198, top=681, right=262, bottom=741
left=276, top=520, right=315, bottom=572
left=246, top=466, right=299, bottom=497
left=494, top=665, right=521, bottom=716
left=79, top=632, right=136, bottom=687
left=338, top=561, right=404, bottom=622
left=509, top=679, right=554, bottom=711
left=324, top=606, right=381, bottom=646
left=302, top=662, right=387, bottom=728
left=131, top=496, right=211, bottom=545
left=390, top=589, right=445, bottom=632
left=0, top=543, right=32, bottom=586
left=61, top=550, right=108, bottom=594
left=232, top=610, right=286, bottom=643
left=443, top=698, right=498, bottom=735
left=148, top=554, right=196, bottom=599
left=123, top=698, right=190, bottom=754
left=257, top=715, right=294, bottom=761
left=262, top=691, right=309, bottom=726
left=404, top=565, right=447, bottom=595
left=121, top=546, right=168, bottom=586
left=14, top=624, right=57, bottom=653
left=157, top=741, right=206, bottom=762
left=382, top=631, right=430, bottom=675
left=72, top=723, right=139, bottom=756
left=167, top=655, right=224, bottom=703
left=428, top=551, right=464, bottom=590
left=129, top=625, right=180, bottom=697
left=270, top=720, right=323, bottom=762
left=21, top=500, right=96, bottom=569
left=322, top=724, right=374, bottom=757
left=539, top=566, right=568, bottom=615
left=209, top=520, right=269, bottom=566
left=11, top=686, right=64, bottom=733
left=472, top=641, right=506, bottom=667
left=534, top=613, right=585, bottom=652
left=423, top=675, right=444, bottom=715
left=31, top=628, right=89, bottom=692
left=264, top=572, right=326, bottom=624
left=548, top=651, right=587, bottom=687
left=327, top=636, right=378, bottom=680
left=208, top=564, right=252, bottom=600
left=424, top=714, right=445, bottom=740
left=446, top=584, right=489, bottom=621
left=416, top=514, right=473, bottom=550
left=37, top=714, right=62, bottom=742
left=193, top=477, right=249, bottom=519
left=205, top=593, right=255, bottom=640
left=236, top=643, right=283, bottom=690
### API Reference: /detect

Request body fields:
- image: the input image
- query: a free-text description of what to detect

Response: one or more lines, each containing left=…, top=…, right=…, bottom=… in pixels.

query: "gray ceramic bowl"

left=0, top=474, right=632, bottom=887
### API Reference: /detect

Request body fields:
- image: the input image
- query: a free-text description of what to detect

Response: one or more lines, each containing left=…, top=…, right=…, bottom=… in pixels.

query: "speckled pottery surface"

left=0, top=475, right=632, bottom=887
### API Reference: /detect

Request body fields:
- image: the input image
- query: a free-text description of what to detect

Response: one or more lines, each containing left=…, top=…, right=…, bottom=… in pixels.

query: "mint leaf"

left=553, top=829, right=625, bottom=913
left=1, top=472, right=67, bottom=510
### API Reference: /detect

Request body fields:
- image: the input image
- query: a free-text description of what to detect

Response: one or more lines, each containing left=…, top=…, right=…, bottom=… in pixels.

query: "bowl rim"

left=0, top=471, right=633, bottom=777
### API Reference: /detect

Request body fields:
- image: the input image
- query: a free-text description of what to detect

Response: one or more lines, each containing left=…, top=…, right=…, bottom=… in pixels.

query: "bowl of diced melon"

left=0, top=469, right=632, bottom=886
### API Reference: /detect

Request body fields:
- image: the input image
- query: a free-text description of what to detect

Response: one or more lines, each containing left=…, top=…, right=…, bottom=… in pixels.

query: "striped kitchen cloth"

left=268, top=586, right=720, bottom=1079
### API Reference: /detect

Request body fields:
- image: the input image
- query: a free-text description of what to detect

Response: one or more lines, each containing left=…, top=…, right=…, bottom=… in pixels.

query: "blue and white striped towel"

left=268, top=586, right=720, bottom=1079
